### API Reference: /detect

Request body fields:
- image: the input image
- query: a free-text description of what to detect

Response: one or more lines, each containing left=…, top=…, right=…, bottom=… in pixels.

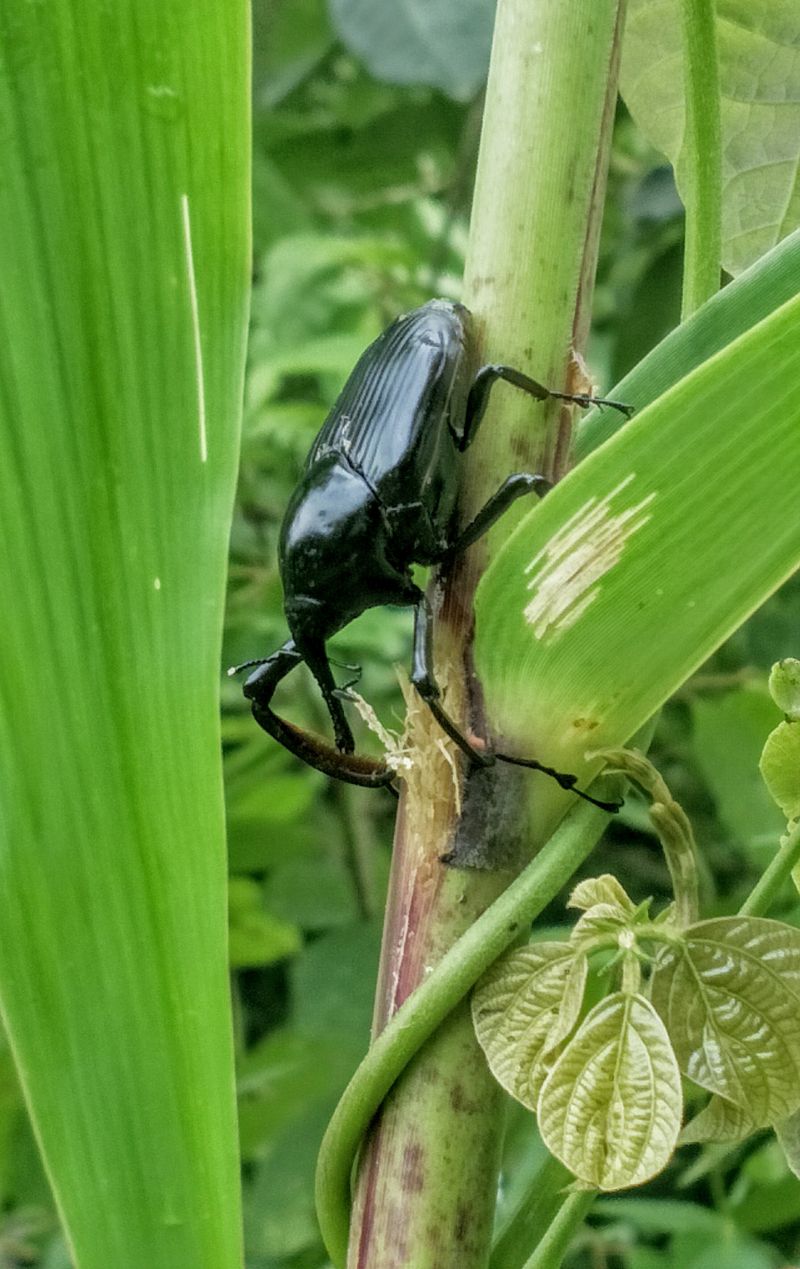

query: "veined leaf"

left=475, top=292, right=800, bottom=818
left=680, top=1096, right=758, bottom=1146
left=768, top=658, right=800, bottom=720
left=472, top=944, right=586, bottom=1108
left=650, top=917, right=800, bottom=1124
left=620, top=0, right=800, bottom=275
left=0, top=2, right=250, bottom=1266
left=538, top=993, right=682, bottom=1190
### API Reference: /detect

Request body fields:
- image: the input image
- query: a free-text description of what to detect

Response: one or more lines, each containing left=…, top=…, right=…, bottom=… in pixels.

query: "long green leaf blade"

left=0, top=3, right=250, bottom=1266
left=475, top=293, right=800, bottom=804
left=577, top=229, right=800, bottom=459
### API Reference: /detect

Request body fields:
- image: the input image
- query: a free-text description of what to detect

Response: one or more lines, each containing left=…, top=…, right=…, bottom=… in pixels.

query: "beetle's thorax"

left=280, top=454, right=416, bottom=642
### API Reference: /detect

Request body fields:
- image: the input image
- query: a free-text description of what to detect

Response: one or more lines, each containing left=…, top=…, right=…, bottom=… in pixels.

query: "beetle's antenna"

left=227, top=658, right=267, bottom=677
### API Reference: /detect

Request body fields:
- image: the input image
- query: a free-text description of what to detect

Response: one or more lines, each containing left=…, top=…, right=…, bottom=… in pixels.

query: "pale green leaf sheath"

left=650, top=917, right=800, bottom=1124
left=538, top=993, right=682, bottom=1190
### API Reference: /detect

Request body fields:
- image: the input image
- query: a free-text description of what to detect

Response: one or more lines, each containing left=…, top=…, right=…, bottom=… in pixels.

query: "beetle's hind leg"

left=493, top=751, right=621, bottom=812
left=410, top=591, right=491, bottom=765
left=457, top=364, right=632, bottom=452
left=411, top=595, right=619, bottom=812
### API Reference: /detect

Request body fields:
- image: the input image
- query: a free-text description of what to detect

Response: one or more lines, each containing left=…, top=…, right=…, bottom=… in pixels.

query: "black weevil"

left=231, top=299, right=630, bottom=808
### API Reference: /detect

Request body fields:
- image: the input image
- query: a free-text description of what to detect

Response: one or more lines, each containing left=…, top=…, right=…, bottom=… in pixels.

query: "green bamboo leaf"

left=472, top=944, right=586, bottom=1108
left=650, top=918, right=800, bottom=1124
left=0, top=3, right=250, bottom=1266
left=680, top=1095, right=758, bottom=1146
left=475, top=294, right=800, bottom=814
left=620, top=0, right=800, bottom=275
left=538, top=993, right=682, bottom=1189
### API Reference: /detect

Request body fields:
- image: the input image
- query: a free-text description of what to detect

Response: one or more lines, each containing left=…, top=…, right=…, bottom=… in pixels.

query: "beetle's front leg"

left=237, top=639, right=394, bottom=789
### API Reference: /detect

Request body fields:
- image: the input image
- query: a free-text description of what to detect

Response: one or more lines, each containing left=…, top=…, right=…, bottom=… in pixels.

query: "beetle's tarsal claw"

left=494, top=751, right=621, bottom=813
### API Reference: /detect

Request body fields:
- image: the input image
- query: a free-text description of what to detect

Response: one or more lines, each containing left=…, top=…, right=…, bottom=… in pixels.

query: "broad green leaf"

left=679, top=1235, right=777, bottom=1269
left=329, top=0, right=495, bottom=100
left=472, top=944, right=585, bottom=1108
left=728, top=1146, right=800, bottom=1233
left=538, top=993, right=682, bottom=1190
left=650, top=917, right=800, bottom=1123
left=760, top=721, right=800, bottom=823
left=254, top=0, right=332, bottom=108
left=568, top=874, right=636, bottom=913
left=475, top=293, right=800, bottom=821
left=0, top=3, right=250, bottom=1266
left=620, top=0, right=800, bottom=275
left=680, top=1096, right=758, bottom=1146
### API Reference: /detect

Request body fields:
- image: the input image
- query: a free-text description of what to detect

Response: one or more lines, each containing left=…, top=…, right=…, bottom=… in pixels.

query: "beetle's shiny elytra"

left=231, top=299, right=631, bottom=809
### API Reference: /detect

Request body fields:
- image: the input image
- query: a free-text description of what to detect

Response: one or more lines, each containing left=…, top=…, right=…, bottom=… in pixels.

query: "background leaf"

left=759, top=720, right=800, bottom=824
left=620, top=0, right=800, bottom=275
left=328, top=0, right=495, bottom=100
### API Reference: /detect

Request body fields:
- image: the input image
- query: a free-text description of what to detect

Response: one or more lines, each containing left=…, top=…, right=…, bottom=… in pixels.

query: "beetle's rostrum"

left=230, top=299, right=631, bottom=809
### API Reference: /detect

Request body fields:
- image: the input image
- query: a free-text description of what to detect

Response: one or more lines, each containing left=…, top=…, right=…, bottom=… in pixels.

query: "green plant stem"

left=738, top=819, right=800, bottom=918
left=490, top=1154, right=572, bottom=1269
left=315, top=796, right=614, bottom=1266
left=340, top=2, right=628, bottom=1265
left=679, top=0, right=722, bottom=319
left=519, top=1191, right=597, bottom=1269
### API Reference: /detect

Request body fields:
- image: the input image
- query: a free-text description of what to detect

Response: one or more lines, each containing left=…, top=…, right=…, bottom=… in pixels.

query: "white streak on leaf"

left=180, top=193, right=208, bottom=464
left=523, top=475, right=656, bottom=641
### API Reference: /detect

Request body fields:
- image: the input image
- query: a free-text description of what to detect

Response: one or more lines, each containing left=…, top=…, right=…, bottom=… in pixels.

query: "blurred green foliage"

left=3, top=2, right=798, bottom=1266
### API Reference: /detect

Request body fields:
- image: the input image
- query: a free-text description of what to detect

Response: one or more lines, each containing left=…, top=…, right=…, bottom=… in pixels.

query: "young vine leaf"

left=471, top=943, right=587, bottom=1109
left=537, top=992, right=682, bottom=1190
left=680, top=1094, right=758, bottom=1146
left=650, top=916, right=800, bottom=1125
